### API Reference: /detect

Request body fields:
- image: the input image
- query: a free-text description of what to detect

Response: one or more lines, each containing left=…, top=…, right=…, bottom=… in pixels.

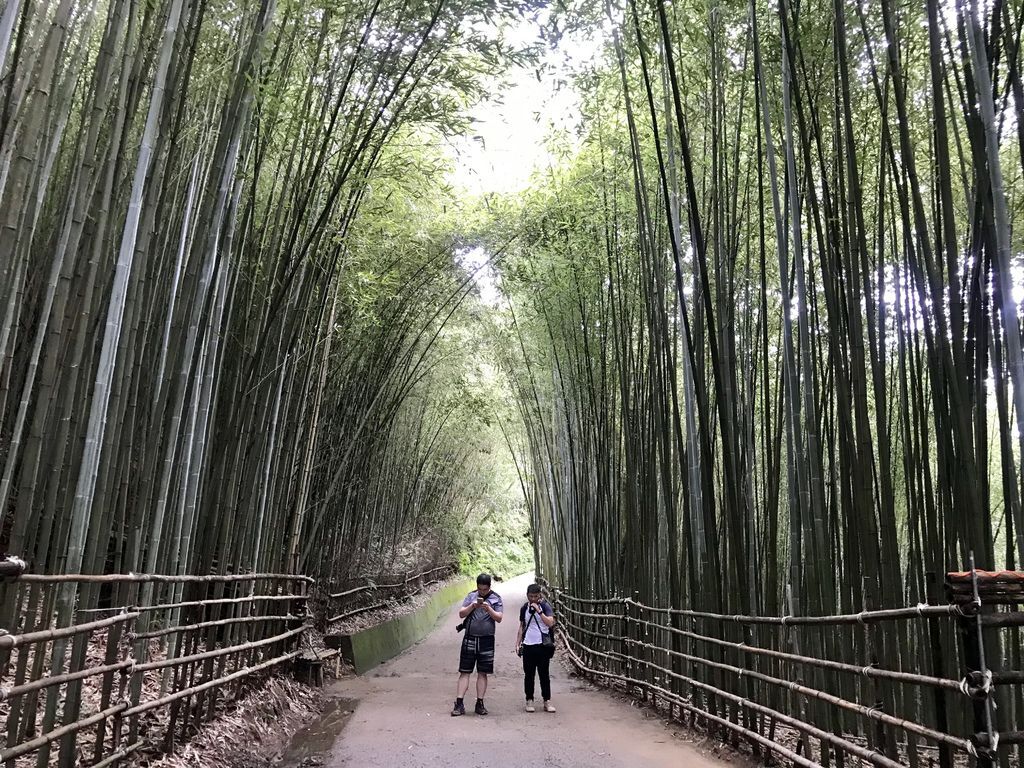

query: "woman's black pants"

left=522, top=644, right=551, bottom=701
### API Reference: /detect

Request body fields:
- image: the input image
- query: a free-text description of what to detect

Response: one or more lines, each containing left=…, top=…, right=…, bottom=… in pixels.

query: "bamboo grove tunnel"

left=4, top=0, right=1024, bottom=765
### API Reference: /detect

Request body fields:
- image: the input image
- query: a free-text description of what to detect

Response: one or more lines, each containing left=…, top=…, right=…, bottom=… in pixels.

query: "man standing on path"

left=452, top=573, right=503, bottom=716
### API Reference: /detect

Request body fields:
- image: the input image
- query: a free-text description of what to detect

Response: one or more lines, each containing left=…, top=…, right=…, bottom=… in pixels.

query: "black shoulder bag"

left=540, top=605, right=556, bottom=651
left=456, top=594, right=480, bottom=633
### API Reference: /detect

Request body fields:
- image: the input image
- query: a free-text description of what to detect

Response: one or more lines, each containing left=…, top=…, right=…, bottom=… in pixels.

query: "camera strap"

left=521, top=604, right=545, bottom=640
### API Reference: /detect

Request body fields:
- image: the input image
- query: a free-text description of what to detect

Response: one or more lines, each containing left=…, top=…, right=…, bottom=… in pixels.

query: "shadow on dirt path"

left=280, top=573, right=727, bottom=768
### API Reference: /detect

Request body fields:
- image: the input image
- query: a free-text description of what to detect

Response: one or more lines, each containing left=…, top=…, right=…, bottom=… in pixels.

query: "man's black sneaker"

left=451, top=699, right=465, bottom=716
left=475, top=699, right=488, bottom=716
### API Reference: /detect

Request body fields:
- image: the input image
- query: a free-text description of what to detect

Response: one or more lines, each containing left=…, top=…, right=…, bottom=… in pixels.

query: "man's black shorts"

left=459, top=634, right=495, bottom=674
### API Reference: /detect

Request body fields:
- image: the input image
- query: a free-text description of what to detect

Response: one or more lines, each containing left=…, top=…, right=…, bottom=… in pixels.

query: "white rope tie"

left=959, top=670, right=994, bottom=698
left=958, top=676, right=972, bottom=697
left=968, top=730, right=1001, bottom=757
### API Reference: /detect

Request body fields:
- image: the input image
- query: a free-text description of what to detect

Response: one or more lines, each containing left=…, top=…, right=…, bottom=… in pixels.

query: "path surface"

left=313, top=573, right=724, bottom=768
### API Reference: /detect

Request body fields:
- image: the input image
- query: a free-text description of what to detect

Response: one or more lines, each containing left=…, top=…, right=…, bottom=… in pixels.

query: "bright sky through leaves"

left=446, top=14, right=602, bottom=197
left=450, top=13, right=605, bottom=309
left=458, top=246, right=502, bottom=306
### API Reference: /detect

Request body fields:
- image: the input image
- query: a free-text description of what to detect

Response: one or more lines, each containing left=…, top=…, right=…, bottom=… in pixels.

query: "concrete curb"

left=331, top=578, right=475, bottom=674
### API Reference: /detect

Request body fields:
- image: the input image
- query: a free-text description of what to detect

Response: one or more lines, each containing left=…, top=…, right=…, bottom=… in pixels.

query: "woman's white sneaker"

left=525, top=700, right=536, bottom=712
left=543, top=701, right=556, bottom=713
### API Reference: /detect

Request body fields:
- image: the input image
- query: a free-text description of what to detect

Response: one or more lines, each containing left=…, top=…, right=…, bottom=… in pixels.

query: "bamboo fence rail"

left=541, top=563, right=1024, bottom=768
left=15, top=574, right=313, bottom=585
left=0, top=566, right=311, bottom=767
left=324, top=563, right=456, bottom=624
left=558, top=632, right=901, bottom=768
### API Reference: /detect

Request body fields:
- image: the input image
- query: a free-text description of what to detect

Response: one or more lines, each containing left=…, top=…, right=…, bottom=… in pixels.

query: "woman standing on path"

left=514, top=583, right=557, bottom=713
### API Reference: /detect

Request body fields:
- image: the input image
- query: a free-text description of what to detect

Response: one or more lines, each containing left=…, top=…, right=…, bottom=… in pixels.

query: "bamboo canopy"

left=495, top=0, right=1024, bottom=659
left=0, top=0, right=536, bottom=592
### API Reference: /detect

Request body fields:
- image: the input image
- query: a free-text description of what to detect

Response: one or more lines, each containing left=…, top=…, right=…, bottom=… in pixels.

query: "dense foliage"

left=0, top=0, right=535, bottom=587
left=494, top=0, right=1024, bottom=622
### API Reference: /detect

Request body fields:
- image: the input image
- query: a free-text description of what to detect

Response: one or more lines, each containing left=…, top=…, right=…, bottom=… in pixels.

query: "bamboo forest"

left=5, top=0, right=1024, bottom=765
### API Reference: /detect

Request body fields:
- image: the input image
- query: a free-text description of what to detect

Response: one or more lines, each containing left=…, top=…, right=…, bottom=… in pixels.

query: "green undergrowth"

left=457, top=505, right=534, bottom=581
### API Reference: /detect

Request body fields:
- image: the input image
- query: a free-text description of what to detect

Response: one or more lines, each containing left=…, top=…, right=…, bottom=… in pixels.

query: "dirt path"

left=302, top=573, right=725, bottom=768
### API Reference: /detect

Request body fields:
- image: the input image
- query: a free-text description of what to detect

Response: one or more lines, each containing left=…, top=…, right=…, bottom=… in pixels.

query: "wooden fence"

left=323, top=563, right=456, bottom=625
left=0, top=564, right=311, bottom=767
left=542, top=564, right=1024, bottom=768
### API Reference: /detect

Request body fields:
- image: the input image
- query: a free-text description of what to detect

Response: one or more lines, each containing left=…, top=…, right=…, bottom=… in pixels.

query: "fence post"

left=621, top=595, right=632, bottom=698
left=91, top=616, right=125, bottom=763
left=1, top=560, right=28, bottom=759
left=785, top=583, right=807, bottom=760
left=0, top=556, right=26, bottom=643
left=927, top=571, right=954, bottom=768
left=633, top=591, right=646, bottom=703
left=955, top=555, right=997, bottom=768
left=587, top=593, right=596, bottom=677
left=863, top=575, right=889, bottom=759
